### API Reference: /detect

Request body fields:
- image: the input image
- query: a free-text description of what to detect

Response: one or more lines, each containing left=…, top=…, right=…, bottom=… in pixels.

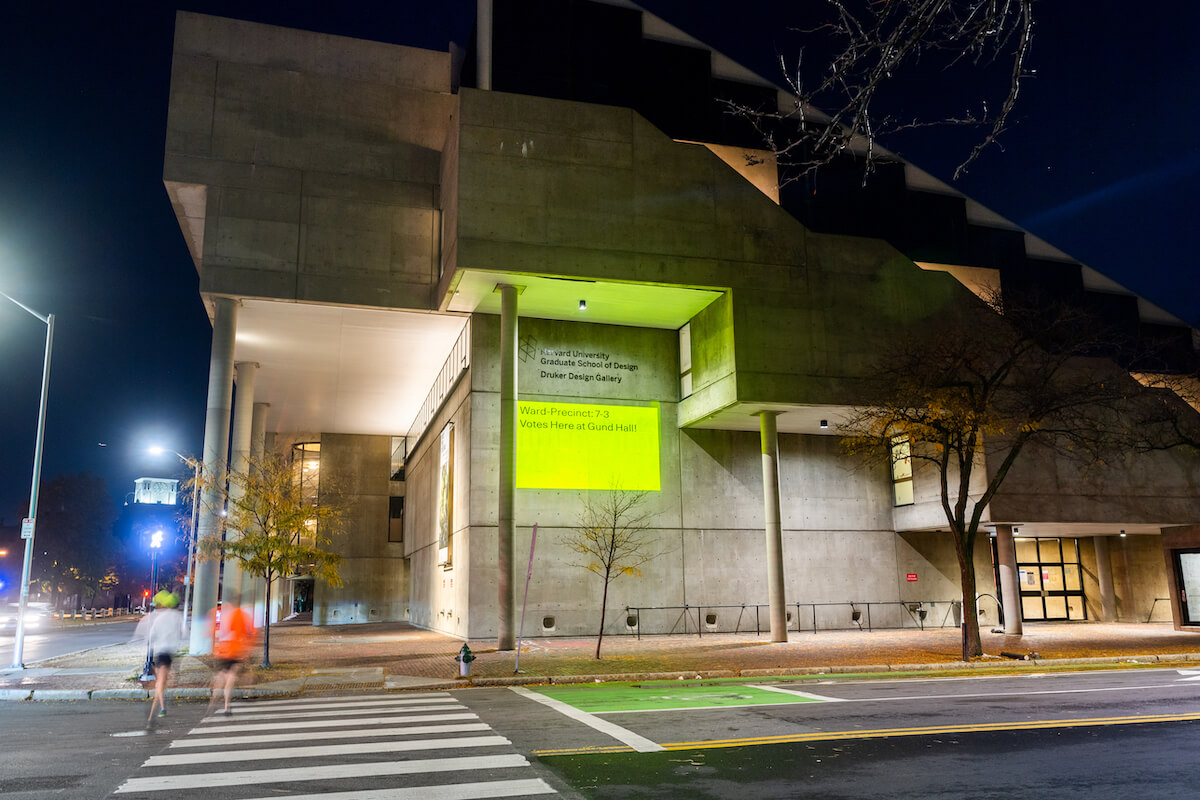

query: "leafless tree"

left=565, top=489, right=660, bottom=659
left=725, top=0, right=1035, bottom=183
left=840, top=292, right=1162, bottom=660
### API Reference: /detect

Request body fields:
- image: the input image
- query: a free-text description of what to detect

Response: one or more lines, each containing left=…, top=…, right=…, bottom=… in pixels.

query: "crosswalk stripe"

left=188, top=709, right=474, bottom=735
left=115, top=754, right=532, bottom=793
left=199, top=699, right=457, bottom=723
left=170, top=722, right=492, bottom=747
left=217, top=695, right=451, bottom=713
left=237, top=777, right=558, bottom=800
left=143, top=735, right=512, bottom=767
left=236, top=693, right=447, bottom=708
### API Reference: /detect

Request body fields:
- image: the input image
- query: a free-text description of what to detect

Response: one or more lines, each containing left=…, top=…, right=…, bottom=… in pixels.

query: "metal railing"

left=406, top=318, right=472, bottom=447
left=1145, top=597, right=1172, bottom=623
left=623, top=600, right=965, bottom=638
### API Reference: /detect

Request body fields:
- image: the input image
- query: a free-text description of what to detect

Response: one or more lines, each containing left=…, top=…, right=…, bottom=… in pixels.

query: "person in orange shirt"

left=207, top=589, right=255, bottom=716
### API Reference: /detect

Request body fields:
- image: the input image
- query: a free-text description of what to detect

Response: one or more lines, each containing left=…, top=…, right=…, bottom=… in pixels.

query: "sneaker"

left=223, top=709, right=232, bottom=717
left=156, top=710, right=167, bottom=718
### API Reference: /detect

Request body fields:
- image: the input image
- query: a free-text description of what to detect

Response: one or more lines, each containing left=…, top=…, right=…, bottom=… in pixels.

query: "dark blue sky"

left=1, top=1, right=1197, bottom=521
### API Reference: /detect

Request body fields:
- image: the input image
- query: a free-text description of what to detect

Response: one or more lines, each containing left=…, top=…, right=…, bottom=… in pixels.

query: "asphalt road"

left=0, top=619, right=137, bottom=665
left=3, top=667, right=1200, bottom=798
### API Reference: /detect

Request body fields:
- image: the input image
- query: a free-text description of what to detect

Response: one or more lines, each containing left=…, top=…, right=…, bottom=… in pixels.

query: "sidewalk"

left=4, top=619, right=1200, bottom=701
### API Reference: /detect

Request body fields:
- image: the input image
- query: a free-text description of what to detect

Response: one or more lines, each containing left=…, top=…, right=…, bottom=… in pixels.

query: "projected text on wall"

left=517, top=401, right=660, bottom=491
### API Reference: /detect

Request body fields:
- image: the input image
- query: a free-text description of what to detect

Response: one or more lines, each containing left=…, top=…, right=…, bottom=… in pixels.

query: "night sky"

left=2, top=1, right=1197, bottom=521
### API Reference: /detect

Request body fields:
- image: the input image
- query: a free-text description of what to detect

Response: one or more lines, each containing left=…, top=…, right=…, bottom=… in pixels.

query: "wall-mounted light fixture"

left=578, top=299, right=586, bottom=311
left=1120, top=530, right=1127, bottom=537
left=819, top=419, right=828, bottom=429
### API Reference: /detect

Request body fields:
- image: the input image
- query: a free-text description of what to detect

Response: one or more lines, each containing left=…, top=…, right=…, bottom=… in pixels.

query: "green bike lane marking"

left=531, top=682, right=829, bottom=713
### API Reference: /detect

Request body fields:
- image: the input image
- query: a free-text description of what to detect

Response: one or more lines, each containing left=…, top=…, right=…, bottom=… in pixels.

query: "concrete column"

left=189, top=297, right=238, bottom=655
left=1095, top=535, right=1118, bottom=622
left=995, top=524, right=1022, bottom=635
left=226, top=362, right=258, bottom=606
left=477, top=0, right=492, bottom=90
left=249, top=402, right=270, bottom=627
left=757, top=411, right=788, bottom=643
left=497, top=284, right=517, bottom=649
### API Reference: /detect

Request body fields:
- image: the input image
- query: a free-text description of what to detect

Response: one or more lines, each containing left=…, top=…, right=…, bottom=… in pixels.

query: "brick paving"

left=5, top=619, right=1200, bottom=699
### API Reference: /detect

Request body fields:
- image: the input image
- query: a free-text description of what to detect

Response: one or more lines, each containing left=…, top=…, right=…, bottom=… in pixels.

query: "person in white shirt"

left=133, top=591, right=183, bottom=727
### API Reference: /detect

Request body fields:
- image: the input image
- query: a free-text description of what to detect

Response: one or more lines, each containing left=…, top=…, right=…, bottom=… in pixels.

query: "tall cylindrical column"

left=757, top=411, right=787, bottom=643
left=1095, top=535, right=1117, bottom=622
left=497, top=284, right=517, bottom=649
left=249, top=401, right=270, bottom=627
left=226, top=361, right=258, bottom=605
left=995, top=524, right=1022, bottom=635
left=189, top=297, right=238, bottom=655
left=477, top=0, right=493, bottom=90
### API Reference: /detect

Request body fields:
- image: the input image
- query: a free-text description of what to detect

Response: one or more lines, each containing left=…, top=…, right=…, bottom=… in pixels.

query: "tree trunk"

left=595, top=575, right=610, bottom=660
left=262, top=572, right=272, bottom=668
left=955, top=533, right=983, bottom=660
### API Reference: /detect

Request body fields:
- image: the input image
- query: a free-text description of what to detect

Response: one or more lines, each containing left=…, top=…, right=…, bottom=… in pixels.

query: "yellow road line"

left=534, top=711, right=1200, bottom=756
left=663, top=711, right=1200, bottom=750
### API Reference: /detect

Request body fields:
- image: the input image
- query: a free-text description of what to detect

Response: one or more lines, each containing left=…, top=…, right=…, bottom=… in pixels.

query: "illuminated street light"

left=149, top=528, right=164, bottom=601
left=148, top=445, right=201, bottom=636
left=2, top=289, right=54, bottom=670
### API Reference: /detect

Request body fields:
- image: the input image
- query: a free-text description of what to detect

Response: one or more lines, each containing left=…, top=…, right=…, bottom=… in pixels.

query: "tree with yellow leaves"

left=840, top=292, right=1157, bottom=660
left=193, top=452, right=345, bottom=667
left=566, top=489, right=661, bottom=659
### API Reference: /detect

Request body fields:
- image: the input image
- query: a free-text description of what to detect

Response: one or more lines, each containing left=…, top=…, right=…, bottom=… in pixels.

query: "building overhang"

left=444, top=268, right=723, bottom=329
left=684, top=401, right=856, bottom=436
left=220, top=298, right=468, bottom=437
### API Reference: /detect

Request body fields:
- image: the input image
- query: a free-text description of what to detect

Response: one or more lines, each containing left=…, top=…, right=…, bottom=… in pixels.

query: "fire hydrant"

left=455, top=644, right=476, bottom=678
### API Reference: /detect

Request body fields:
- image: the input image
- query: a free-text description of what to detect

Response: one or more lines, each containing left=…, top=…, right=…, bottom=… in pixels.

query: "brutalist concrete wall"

left=463, top=314, right=685, bottom=638
left=895, top=531, right=998, bottom=628
left=165, top=12, right=453, bottom=310
left=402, top=371, right=473, bottom=637
left=987, top=435, right=1200, bottom=528
left=313, top=433, right=407, bottom=625
left=677, top=428, right=908, bottom=632
left=455, top=313, right=915, bottom=638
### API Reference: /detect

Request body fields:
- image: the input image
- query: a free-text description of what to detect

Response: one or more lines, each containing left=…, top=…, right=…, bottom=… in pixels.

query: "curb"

left=30, top=689, right=92, bottom=701
left=10, top=652, right=1200, bottom=700
left=92, top=689, right=149, bottom=700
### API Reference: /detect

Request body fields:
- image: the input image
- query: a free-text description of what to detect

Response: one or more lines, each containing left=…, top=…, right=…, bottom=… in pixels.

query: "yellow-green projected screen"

left=517, top=402, right=660, bottom=490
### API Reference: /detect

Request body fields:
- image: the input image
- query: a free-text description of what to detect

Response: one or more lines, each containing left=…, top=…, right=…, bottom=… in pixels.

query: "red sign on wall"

left=906, top=573, right=918, bottom=582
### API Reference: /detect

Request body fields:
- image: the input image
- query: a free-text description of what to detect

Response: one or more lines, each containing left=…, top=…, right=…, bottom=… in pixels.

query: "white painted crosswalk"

left=113, top=691, right=559, bottom=799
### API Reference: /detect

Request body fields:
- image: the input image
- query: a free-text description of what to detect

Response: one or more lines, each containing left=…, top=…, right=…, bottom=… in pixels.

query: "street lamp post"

left=148, top=446, right=201, bottom=637
left=2, top=289, right=54, bottom=670
left=149, top=529, right=163, bottom=598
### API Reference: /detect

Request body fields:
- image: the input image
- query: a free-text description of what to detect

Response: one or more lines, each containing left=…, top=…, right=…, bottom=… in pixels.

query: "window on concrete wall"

left=679, top=323, right=693, bottom=399
left=891, top=437, right=914, bottom=506
left=292, top=442, right=321, bottom=548
left=388, top=496, right=404, bottom=544
left=390, top=436, right=407, bottom=482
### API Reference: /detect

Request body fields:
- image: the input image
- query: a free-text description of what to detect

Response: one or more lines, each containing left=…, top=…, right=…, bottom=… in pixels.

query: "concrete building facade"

left=162, top=2, right=1200, bottom=649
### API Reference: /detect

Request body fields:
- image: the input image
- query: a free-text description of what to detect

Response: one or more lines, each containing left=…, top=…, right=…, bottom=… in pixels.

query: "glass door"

left=1012, top=537, right=1087, bottom=622
left=1173, top=550, right=1200, bottom=625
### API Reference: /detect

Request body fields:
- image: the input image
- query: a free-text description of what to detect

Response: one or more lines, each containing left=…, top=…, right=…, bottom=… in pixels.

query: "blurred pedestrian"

left=132, top=590, right=183, bottom=728
left=207, top=589, right=254, bottom=716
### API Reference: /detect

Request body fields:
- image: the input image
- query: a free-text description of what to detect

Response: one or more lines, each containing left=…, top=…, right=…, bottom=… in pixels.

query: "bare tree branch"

left=722, top=0, right=1035, bottom=184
